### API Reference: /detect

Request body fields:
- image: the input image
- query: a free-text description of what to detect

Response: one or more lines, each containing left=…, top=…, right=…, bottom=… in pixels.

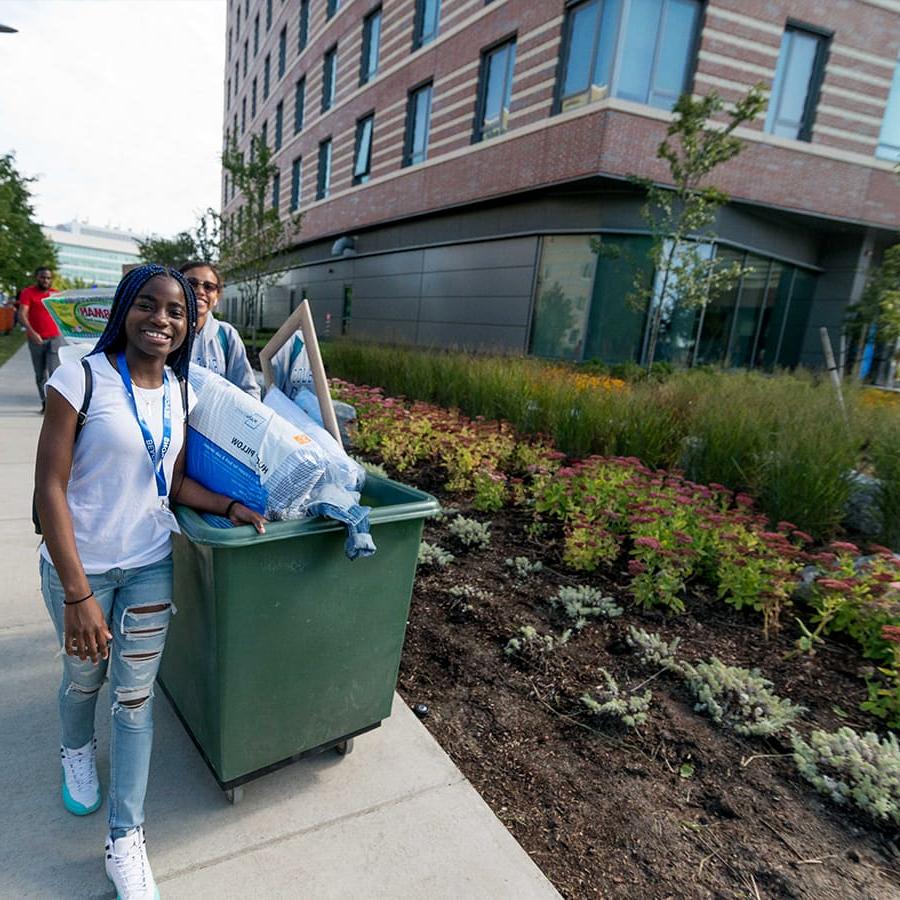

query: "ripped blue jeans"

left=40, top=554, right=174, bottom=837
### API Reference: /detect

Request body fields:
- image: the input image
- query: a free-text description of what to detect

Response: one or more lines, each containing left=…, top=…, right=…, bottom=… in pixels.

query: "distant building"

left=45, top=221, right=143, bottom=287
left=221, top=0, right=900, bottom=371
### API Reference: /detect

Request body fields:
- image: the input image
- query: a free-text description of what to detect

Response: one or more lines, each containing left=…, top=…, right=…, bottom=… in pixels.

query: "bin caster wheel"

left=225, top=786, right=244, bottom=805
left=335, top=738, right=354, bottom=756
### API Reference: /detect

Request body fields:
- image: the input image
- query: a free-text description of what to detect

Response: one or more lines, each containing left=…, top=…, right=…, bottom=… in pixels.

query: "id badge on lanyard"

left=116, top=352, right=181, bottom=534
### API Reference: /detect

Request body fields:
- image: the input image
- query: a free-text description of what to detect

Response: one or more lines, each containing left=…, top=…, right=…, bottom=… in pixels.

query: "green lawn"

left=0, top=330, right=25, bottom=368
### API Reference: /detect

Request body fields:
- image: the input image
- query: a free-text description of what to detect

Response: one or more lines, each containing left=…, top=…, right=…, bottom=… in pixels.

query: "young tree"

left=136, top=231, right=198, bottom=269
left=220, top=134, right=302, bottom=346
left=0, top=152, right=58, bottom=295
left=854, top=244, right=900, bottom=384
left=193, top=207, right=221, bottom=263
left=630, top=86, right=766, bottom=369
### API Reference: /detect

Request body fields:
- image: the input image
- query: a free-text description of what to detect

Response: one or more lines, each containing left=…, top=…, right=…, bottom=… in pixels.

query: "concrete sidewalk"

left=0, top=344, right=560, bottom=899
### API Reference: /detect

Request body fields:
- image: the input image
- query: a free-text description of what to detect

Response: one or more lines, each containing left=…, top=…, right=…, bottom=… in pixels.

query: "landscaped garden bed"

left=326, top=365, right=900, bottom=900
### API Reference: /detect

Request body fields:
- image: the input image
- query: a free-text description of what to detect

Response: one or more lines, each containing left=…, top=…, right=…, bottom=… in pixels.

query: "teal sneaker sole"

left=111, top=884, right=159, bottom=899
left=62, top=779, right=101, bottom=816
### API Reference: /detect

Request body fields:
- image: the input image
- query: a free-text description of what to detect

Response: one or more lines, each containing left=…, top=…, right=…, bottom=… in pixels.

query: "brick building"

left=220, top=0, right=900, bottom=369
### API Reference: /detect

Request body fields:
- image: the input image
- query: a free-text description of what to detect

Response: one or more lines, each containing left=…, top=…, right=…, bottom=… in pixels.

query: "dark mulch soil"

left=382, top=461, right=900, bottom=900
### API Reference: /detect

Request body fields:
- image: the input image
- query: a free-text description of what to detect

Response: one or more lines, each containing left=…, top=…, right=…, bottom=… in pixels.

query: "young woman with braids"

left=179, top=260, right=260, bottom=397
left=34, top=264, right=266, bottom=900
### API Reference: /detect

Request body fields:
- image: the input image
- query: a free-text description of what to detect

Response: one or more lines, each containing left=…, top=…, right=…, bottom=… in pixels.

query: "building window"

left=227, top=78, right=232, bottom=109
left=475, top=37, right=516, bottom=141
left=298, top=0, right=309, bottom=52
left=353, top=114, right=374, bottom=184
left=404, top=82, right=432, bottom=166
left=294, top=77, right=306, bottom=133
left=233, top=112, right=238, bottom=140
left=557, top=0, right=701, bottom=113
left=243, top=39, right=248, bottom=77
left=234, top=60, right=239, bottom=89
left=253, top=13, right=259, bottom=56
left=241, top=96, right=246, bottom=133
left=264, top=54, right=271, bottom=98
left=272, top=170, right=280, bottom=210
left=291, top=157, right=302, bottom=210
left=877, top=60, right=900, bottom=161
left=266, top=0, right=272, bottom=31
left=764, top=24, right=830, bottom=141
left=279, top=26, right=287, bottom=78
left=261, top=119, right=268, bottom=149
left=322, top=45, right=337, bottom=112
left=360, top=6, right=381, bottom=85
left=327, top=0, right=340, bottom=18
left=317, top=138, right=332, bottom=200
left=236, top=5, right=240, bottom=39
left=228, top=27, right=232, bottom=60
left=275, top=100, right=283, bottom=149
left=413, top=0, right=440, bottom=49
left=251, top=77, right=258, bottom=117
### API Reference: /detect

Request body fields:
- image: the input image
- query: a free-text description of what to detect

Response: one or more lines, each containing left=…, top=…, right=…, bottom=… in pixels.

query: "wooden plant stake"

left=259, top=298, right=343, bottom=448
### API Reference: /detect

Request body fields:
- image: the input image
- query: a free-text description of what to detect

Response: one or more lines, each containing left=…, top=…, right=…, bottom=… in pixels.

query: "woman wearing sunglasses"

left=179, top=261, right=260, bottom=398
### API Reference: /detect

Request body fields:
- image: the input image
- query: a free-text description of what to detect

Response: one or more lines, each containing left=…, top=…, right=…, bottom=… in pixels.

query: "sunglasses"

left=186, top=277, right=220, bottom=294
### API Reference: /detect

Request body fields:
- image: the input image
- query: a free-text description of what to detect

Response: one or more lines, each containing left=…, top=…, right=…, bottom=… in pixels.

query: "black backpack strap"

left=34, top=356, right=93, bottom=535
left=75, top=357, right=93, bottom=439
left=178, top=374, right=188, bottom=424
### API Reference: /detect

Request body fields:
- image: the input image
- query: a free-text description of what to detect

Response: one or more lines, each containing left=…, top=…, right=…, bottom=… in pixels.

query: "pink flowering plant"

left=861, top=624, right=900, bottom=728
left=531, top=457, right=805, bottom=622
left=803, top=544, right=900, bottom=664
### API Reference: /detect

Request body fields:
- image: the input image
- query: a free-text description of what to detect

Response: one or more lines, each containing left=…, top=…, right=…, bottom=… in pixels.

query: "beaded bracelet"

left=65, top=591, right=94, bottom=606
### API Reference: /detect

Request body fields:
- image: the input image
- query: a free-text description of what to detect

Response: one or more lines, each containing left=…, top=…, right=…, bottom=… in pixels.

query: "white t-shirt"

left=41, top=353, right=195, bottom=574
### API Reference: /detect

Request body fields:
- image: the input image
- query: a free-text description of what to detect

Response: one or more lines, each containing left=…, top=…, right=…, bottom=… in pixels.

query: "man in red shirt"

left=18, top=266, right=60, bottom=412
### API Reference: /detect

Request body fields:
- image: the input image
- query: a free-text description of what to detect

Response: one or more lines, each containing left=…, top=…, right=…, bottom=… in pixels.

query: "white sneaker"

left=60, top=738, right=101, bottom=815
left=105, top=827, right=160, bottom=900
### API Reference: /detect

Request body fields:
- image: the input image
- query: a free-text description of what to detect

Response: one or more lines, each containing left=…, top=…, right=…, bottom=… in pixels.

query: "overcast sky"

left=0, top=0, right=225, bottom=238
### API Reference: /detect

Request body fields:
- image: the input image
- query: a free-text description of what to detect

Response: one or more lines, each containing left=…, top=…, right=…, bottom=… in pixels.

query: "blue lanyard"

left=116, top=351, right=172, bottom=499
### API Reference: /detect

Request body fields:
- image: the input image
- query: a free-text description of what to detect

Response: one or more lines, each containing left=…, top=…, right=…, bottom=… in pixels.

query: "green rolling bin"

left=157, top=474, right=439, bottom=803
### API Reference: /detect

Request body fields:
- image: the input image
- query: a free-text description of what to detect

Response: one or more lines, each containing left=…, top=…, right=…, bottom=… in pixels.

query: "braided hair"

left=90, top=264, right=198, bottom=382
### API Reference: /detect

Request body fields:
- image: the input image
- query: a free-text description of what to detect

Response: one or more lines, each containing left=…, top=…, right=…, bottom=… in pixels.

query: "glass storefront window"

left=583, top=235, right=652, bottom=363
left=527, top=235, right=817, bottom=370
left=529, top=236, right=595, bottom=360
left=694, top=247, right=743, bottom=366
left=728, top=253, right=770, bottom=367
left=646, top=239, right=711, bottom=365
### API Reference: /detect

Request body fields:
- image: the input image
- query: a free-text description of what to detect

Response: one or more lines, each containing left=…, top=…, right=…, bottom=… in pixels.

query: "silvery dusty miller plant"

left=447, top=515, right=491, bottom=550
left=627, top=627, right=803, bottom=736
left=792, top=726, right=900, bottom=826
left=581, top=668, right=652, bottom=728
left=447, top=584, right=491, bottom=613
left=504, top=624, right=571, bottom=659
left=448, top=584, right=491, bottom=603
left=684, top=658, right=804, bottom=737
left=626, top=626, right=685, bottom=673
left=552, top=585, right=623, bottom=630
left=417, top=541, right=455, bottom=568
left=506, top=556, right=543, bottom=579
